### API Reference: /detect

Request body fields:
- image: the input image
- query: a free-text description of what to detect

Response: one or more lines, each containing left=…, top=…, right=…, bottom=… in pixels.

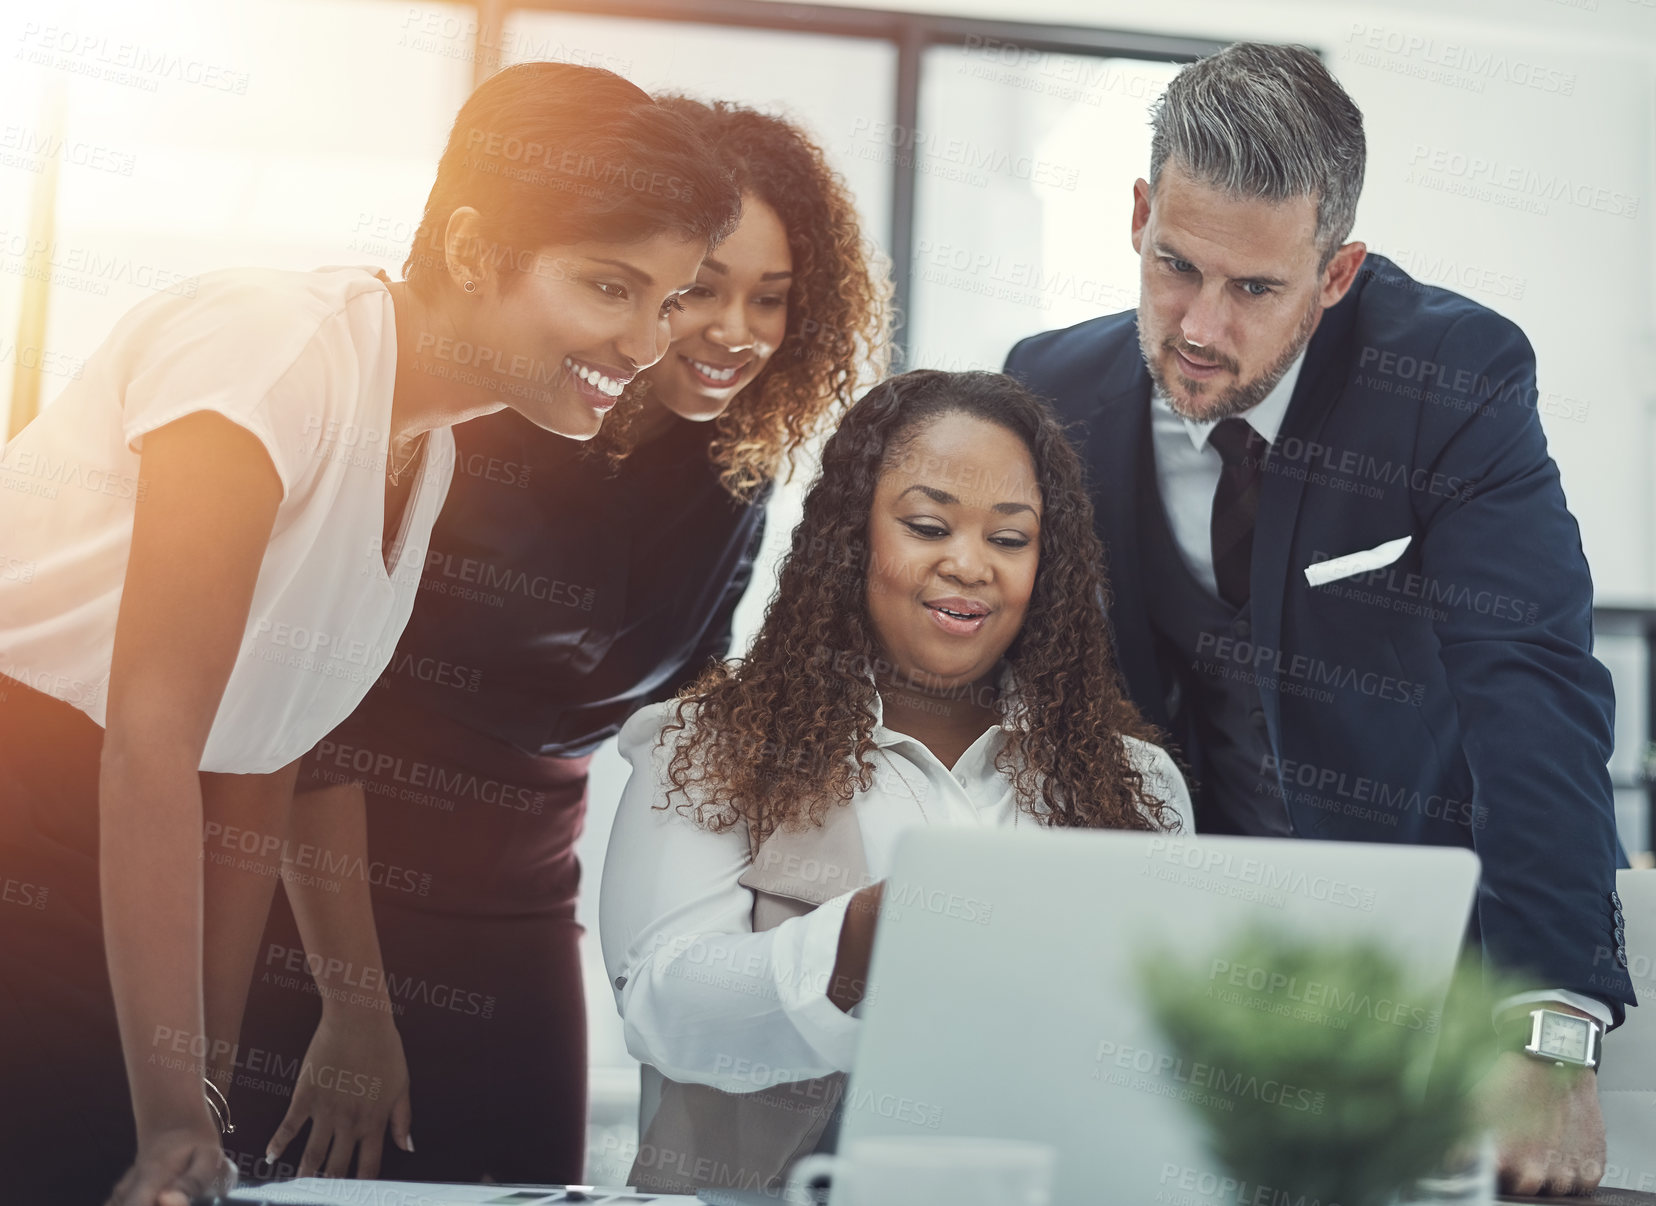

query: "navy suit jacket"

left=1005, top=254, right=1634, bottom=1018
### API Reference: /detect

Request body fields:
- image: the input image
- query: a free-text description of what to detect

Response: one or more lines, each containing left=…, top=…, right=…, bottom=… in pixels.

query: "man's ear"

left=1319, top=241, right=1367, bottom=309
left=1131, top=177, right=1153, bottom=256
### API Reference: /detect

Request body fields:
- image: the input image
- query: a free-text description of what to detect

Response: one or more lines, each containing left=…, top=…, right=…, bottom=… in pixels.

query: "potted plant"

left=1139, top=927, right=1511, bottom=1206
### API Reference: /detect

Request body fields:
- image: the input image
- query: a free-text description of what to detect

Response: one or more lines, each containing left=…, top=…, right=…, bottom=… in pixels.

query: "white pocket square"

left=1304, top=536, right=1412, bottom=588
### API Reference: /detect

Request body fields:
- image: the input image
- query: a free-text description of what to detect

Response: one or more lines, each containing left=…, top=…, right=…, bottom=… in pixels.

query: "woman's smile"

left=563, top=355, right=634, bottom=409
left=922, top=594, right=993, bottom=637
left=679, top=352, right=753, bottom=391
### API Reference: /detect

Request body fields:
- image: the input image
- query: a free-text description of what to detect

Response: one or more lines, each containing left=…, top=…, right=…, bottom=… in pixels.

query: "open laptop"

left=833, top=829, right=1481, bottom=1205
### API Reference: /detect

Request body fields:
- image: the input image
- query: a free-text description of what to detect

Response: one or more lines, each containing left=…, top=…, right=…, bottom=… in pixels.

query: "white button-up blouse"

left=599, top=692, right=1194, bottom=1094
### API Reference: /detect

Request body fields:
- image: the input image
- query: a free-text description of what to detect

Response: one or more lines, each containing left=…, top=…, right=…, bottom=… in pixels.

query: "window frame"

left=464, top=0, right=1226, bottom=366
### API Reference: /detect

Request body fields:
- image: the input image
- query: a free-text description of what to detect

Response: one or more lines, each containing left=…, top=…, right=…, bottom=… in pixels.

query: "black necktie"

left=1208, top=418, right=1268, bottom=608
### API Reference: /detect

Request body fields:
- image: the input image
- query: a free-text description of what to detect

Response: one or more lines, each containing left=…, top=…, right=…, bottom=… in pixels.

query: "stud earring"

left=463, top=280, right=476, bottom=293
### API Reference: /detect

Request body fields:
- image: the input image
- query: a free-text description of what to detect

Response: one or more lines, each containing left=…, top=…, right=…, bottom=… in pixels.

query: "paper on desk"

left=228, top=1180, right=700, bottom=1205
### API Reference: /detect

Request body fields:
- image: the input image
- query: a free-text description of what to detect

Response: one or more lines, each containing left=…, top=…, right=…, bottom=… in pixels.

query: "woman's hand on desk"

left=105, top=1119, right=234, bottom=1206
left=266, top=1006, right=413, bottom=1177
left=829, top=881, right=887, bottom=1013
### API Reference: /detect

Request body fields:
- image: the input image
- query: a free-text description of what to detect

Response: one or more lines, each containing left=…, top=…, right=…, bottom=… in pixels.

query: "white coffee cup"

left=785, top=1135, right=1056, bottom=1206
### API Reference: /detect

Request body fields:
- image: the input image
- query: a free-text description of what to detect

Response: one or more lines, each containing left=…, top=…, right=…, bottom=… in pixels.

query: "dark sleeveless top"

left=363, top=406, right=768, bottom=761
left=237, top=406, right=772, bottom=1181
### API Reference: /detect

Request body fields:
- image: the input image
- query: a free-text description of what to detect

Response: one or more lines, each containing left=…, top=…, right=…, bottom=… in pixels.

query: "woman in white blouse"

left=0, top=63, right=738, bottom=1206
left=601, top=369, right=1193, bottom=1194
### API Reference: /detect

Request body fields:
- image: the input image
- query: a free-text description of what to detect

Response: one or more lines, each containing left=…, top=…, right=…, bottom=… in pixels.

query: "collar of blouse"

left=862, top=661, right=1030, bottom=747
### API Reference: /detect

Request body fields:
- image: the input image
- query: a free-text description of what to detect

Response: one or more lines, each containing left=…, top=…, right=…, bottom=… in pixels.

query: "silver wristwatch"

left=1515, top=1007, right=1602, bottom=1070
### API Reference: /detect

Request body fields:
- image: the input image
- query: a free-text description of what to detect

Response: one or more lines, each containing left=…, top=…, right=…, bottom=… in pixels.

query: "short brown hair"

left=403, top=62, right=741, bottom=296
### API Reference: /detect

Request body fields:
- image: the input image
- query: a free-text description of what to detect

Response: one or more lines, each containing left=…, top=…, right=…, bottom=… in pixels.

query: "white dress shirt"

left=600, top=695, right=1194, bottom=1093
left=1148, top=352, right=1304, bottom=595
left=1147, top=355, right=1611, bottom=1029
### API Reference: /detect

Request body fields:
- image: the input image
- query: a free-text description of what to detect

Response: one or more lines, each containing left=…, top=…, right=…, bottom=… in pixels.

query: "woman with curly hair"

left=601, top=369, right=1192, bottom=1195
left=229, top=99, right=890, bottom=1184
left=591, top=95, right=888, bottom=494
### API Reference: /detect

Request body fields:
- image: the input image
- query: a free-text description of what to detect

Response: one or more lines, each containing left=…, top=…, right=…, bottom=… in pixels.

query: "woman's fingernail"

left=404, top=1134, right=415, bottom=1152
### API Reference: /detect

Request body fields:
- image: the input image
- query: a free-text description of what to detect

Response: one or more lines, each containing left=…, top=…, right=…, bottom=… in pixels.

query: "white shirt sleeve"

left=1127, top=737, right=1195, bottom=832
left=1494, top=989, right=1615, bottom=1029
left=600, top=702, right=863, bottom=1093
left=119, top=269, right=387, bottom=503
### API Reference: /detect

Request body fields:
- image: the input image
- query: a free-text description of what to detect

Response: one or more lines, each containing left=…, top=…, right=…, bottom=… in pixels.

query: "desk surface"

left=220, top=1178, right=1656, bottom=1205
left=225, top=1182, right=697, bottom=1204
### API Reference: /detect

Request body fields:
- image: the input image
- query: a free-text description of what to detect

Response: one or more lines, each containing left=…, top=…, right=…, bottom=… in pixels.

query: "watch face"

left=1538, top=1012, right=1592, bottom=1062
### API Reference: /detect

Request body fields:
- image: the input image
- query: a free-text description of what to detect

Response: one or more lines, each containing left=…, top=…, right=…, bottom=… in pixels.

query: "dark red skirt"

left=230, top=687, right=592, bottom=1184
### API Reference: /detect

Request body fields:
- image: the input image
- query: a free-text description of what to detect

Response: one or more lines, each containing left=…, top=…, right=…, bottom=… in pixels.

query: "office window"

left=2, top=0, right=473, bottom=428
left=907, top=49, right=1180, bottom=373
left=500, top=11, right=894, bottom=251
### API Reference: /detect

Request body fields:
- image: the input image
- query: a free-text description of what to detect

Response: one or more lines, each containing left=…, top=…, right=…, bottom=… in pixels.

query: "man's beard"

left=1140, top=299, right=1320, bottom=423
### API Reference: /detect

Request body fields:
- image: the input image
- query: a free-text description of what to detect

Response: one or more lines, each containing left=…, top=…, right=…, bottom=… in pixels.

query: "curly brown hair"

left=658, top=370, right=1180, bottom=844
left=590, top=97, right=892, bottom=499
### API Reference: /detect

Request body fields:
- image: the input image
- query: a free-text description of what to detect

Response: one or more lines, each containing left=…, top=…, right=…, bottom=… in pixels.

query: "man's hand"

left=1481, top=1047, right=1605, bottom=1195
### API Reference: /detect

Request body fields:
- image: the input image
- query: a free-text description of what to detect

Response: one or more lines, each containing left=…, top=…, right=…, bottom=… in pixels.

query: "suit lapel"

left=1251, top=271, right=1368, bottom=739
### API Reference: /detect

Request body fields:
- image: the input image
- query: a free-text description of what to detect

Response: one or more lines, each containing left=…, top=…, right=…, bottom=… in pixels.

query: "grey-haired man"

left=1007, top=42, right=1632, bottom=1196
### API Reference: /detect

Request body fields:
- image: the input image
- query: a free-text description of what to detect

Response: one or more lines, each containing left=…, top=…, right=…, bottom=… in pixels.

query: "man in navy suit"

left=1005, top=42, right=1633, bottom=1196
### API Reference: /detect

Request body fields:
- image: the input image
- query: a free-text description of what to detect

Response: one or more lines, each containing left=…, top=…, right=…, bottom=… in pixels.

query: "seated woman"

left=600, top=368, right=1193, bottom=1195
